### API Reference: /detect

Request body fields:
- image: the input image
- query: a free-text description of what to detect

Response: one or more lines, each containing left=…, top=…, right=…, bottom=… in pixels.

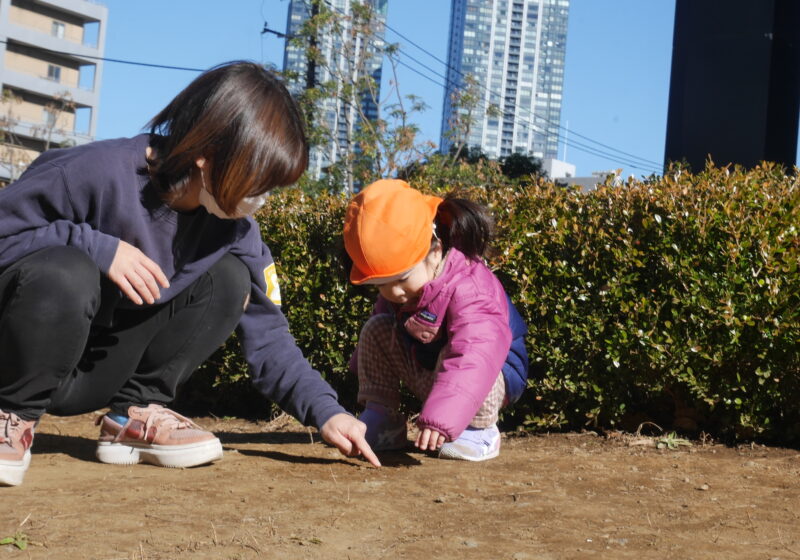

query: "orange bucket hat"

left=343, top=179, right=443, bottom=285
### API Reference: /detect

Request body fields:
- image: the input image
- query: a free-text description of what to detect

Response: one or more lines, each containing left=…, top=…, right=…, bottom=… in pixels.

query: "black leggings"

left=0, top=247, right=250, bottom=420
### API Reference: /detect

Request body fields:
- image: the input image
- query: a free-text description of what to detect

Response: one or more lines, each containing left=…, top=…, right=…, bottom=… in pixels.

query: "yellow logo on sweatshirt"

left=263, top=263, right=282, bottom=306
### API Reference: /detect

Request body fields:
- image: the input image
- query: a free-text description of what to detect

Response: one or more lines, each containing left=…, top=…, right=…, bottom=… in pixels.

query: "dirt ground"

left=1, top=413, right=799, bottom=560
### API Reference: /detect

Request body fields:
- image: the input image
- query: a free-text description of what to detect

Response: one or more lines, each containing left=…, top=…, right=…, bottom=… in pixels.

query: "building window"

left=47, top=64, right=61, bottom=82
left=51, top=21, right=65, bottom=39
left=42, top=108, right=56, bottom=126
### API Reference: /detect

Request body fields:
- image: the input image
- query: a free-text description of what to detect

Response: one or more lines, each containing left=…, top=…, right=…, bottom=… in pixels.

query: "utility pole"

left=260, top=0, right=320, bottom=150
left=305, top=0, right=319, bottom=92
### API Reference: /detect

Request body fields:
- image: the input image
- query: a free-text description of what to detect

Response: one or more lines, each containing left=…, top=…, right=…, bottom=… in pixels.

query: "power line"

left=382, top=22, right=664, bottom=170
left=388, top=44, right=662, bottom=174
left=388, top=25, right=663, bottom=170
left=1, top=31, right=657, bottom=172
left=0, top=39, right=205, bottom=73
left=285, top=4, right=659, bottom=175
left=0, top=6, right=663, bottom=173
left=273, top=3, right=663, bottom=174
left=393, top=53, right=661, bottom=174
left=282, top=3, right=653, bottom=169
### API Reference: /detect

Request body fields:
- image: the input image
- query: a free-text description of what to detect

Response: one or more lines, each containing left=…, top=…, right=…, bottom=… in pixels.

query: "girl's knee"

left=360, top=313, right=394, bottom=341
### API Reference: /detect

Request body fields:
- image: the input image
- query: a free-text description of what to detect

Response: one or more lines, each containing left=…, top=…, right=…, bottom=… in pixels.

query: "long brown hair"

left=146, top=61, right=308, bottom=214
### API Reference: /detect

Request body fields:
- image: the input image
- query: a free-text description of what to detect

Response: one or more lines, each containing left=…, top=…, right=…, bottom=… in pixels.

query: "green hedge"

left=183, top=162, right=800, bottom=443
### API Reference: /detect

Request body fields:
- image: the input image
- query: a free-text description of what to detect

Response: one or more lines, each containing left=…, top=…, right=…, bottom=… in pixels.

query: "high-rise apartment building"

left=0, top=0, right=106, bottom=183
left=283, top=0, right=388, bottom=181
left=441, top=0, right=569, bottom=160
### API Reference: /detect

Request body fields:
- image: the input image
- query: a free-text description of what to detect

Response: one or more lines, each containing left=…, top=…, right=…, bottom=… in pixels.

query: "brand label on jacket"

left=419, top=310, right=437, bottom=322
left=263, top=263, right=282, bottom=306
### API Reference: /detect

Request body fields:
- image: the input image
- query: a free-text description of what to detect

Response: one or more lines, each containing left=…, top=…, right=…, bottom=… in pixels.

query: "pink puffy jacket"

left=373, top=248, right=512, bottom=441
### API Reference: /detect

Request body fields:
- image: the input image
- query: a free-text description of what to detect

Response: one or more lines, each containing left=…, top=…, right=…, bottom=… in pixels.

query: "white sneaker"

left=439, top=425, right=500, bottom=462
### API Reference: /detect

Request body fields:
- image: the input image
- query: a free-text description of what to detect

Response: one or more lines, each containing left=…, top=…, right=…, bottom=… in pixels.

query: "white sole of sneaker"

left=0, top=449, right=31, bottom=486
left=96, top=438, right=223, bottom=468
left=438, top=444, right=500, bottom=462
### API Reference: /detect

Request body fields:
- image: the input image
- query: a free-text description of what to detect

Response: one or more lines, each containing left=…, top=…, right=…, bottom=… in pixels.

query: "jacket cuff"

left=309, top=398, right=349, bottom=431
left=93, top=234, right=120, bottom=274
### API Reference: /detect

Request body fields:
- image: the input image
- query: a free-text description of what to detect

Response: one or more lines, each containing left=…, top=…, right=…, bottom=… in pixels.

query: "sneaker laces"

left=110, top=406, right=202, bottom=443
left=450, top=426, right=500, bottom=452
left=461, top=427, right=497, bottom=446
left=0, top=410, right=24, bottom=445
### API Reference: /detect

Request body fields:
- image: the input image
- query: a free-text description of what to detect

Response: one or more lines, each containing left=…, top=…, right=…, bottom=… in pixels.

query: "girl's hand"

left=415, top=428, right=446, bottom=451
left=109, top=240, right=170, bottom=304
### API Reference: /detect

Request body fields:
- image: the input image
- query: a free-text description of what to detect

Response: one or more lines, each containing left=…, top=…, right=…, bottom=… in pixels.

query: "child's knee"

left=360, top=313, right=394, bottom=341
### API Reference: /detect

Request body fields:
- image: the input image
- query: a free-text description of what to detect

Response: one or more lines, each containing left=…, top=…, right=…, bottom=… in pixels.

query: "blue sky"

left=96, top=0, right=676, bottom=178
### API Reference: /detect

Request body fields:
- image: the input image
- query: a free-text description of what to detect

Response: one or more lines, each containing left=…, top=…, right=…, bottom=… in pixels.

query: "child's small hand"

left=415, top=428, right=445, bottom=451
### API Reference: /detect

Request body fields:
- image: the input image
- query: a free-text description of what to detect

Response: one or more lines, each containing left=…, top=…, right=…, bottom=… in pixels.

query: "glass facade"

left=283, top=0, right=388, bottom=179
left=441, top=0, right=569, bottom=160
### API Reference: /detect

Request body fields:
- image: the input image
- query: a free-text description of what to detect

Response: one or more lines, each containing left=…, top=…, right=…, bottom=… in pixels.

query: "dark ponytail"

left=434, top=195, right=494, bottom=259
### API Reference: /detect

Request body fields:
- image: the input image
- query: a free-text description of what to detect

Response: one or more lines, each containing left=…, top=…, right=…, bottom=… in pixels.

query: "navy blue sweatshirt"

left=0, top=134, right=346, bottom=429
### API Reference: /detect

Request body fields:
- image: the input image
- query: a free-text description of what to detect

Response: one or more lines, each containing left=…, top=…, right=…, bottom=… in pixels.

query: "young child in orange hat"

left=343, top=179, right=528, bottom=461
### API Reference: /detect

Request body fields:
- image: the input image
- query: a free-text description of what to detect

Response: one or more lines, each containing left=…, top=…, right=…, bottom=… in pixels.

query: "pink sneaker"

left=95, top=404, right=222, bottom=468
left=0, top=409, right=35, bottom=486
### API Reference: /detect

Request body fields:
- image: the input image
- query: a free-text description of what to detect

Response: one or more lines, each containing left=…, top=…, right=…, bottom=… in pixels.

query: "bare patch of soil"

left=2, top=413, right=799, bottom=559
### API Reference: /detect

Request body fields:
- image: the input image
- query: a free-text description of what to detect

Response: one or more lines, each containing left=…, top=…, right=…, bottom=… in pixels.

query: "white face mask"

left=235, top=194, right=268, bottom=216
left=197, top=169, right=268, bottom=219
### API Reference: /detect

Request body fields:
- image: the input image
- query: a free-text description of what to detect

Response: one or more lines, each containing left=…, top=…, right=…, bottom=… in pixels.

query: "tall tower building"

left=283, top=0, right=388, bottom=182
left=440, top=0, right=569, bottom=160
left=0, top=0, right=106, bottom=184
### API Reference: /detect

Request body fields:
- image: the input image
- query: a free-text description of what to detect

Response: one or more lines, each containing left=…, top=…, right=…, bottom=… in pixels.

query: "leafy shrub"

left=182, top=189, right=372, bottom=417
left=186, top=162, right=800, bottom=443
